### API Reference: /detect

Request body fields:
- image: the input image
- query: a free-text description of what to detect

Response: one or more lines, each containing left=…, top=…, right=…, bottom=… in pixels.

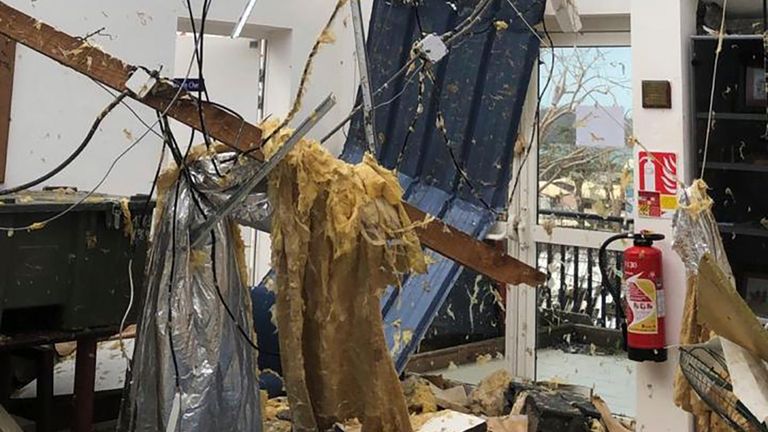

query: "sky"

left=539, top=46, right=633, bottom=115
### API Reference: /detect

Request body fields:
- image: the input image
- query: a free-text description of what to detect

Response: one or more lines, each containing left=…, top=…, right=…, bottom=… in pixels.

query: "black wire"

left=168, top=179, right=183, bottom=390
left=317, top=57, right=422, bottom=146
left=119, top=135, right=166, bottom=360
left=414, top=5, right=426, bottom=36
left=411, top=8, right=497, bottom=214
left=0, top=90, right=130, bottom=196
left=433, top=97, right=498, bottom=214
left=92, top=80, right=165, bottom=142
left=318, top=0, right=500, bottom=146
left=184, top=0, right=226, bottom=178
left=157, top=109, right=267, bottom=355
left=508, top=16, right=555, bottom=204
left=157, top=113, right=207, bottom=213
left=158, top=113, right=184, bottom=167
left=396, top=7, right=429, bottom=167
left=209, top=230, right=265, bottom=353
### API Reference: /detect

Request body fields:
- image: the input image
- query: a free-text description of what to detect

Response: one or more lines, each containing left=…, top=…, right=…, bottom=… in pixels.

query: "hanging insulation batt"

left=265, top=124, right=427, bottom=432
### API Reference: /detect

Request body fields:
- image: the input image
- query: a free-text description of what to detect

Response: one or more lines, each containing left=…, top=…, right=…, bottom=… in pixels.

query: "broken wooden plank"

left=0, top=35, right=13, bottom=182
left=0, top=2, right=262, bottom=154
left=0, top=404, right=22, bottom=432
left=592, top=396, right=631, bottom=432
left=0, top=1, right=545, bottom=287
left=698, top=252, right=768, bottom=363
left=405, top=205, right=546, bottom=286
left=405, top=337, right=505, bottom=374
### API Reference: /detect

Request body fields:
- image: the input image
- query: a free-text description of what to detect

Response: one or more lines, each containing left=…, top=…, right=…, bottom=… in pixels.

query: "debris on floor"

left=403, top=376, right=439, bottom=414
left=592, top=396, right=632, bottom=432
left=416, top=410, right=486, bottom=432
left=265, top=367, right=635, bottom=431
left=486, top=415, right=528, bottom=432
left=470, top=369, right=513, bottom=416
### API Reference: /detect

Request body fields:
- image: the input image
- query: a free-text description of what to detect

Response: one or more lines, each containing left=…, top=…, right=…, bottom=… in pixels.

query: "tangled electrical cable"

left=154, top=1, right=264, bottom=384
left=157, top=108, right=263, bottom=355
left=0, top=57, right=195, bottom=233
left=394, top=3, right=531, bottom=216
left=321, top=0, right=500, bottom=146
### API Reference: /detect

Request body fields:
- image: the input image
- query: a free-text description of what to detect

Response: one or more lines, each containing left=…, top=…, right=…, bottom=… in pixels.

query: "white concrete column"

left=630, top=0, right=696, bottom=430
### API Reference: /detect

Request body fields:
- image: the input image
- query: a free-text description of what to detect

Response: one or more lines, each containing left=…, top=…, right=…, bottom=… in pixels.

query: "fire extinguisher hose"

left=598, top=233, right=634, bottom=349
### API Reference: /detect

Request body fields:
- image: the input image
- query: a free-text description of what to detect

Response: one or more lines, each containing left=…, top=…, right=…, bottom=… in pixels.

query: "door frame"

left=506, top=28, right=632, bottom=379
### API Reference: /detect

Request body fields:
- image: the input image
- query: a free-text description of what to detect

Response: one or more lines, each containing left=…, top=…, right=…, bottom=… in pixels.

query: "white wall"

left=631, top=0, right=696, bottom=430
left=172, top=35, right=263, bottom=150
left=1, top=1, right=178, bottom=196
left=546, top=0, right=630, bottom=17
left=182, top=0, right=371, bottom=156
left=1, top=0, right=365, bottom=282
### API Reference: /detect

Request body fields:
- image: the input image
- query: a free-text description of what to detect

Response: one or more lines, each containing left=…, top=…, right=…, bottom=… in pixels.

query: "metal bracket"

left=189, top=94, right=337, bottom=248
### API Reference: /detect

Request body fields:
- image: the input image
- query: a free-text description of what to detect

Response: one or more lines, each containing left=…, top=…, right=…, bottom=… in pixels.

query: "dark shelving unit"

left=693, top=36, right=768, bottom=316
left=696, top=112, right=768, bottom=121
left=702, top=161, right=768, bottom=173
left=718, top=222, right=768, bottom=239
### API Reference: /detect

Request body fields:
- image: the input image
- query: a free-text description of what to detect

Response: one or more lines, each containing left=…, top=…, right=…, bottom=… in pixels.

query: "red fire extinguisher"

left=599, top=231, right=667, bottom=363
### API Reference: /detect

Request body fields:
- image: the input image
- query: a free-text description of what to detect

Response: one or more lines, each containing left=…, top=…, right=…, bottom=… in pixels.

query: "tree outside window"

left=538, top=46, right=634, bottom=232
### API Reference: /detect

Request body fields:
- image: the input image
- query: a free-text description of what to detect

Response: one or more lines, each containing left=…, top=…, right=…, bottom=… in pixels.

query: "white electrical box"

left=125, top=68, right=157, bottom=99
left=415, top=33, right=448, bottom=64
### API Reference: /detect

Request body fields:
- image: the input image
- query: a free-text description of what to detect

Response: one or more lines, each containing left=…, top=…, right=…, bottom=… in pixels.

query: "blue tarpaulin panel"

left=252, top=0, right=543, bottom=376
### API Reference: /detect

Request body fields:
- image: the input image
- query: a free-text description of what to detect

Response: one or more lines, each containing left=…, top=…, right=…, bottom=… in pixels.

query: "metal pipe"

left=350, top=0, right=378, bottom=153
left=190, top=94, right=336, bottom=248
left=231, top=0, right=258, bottom=38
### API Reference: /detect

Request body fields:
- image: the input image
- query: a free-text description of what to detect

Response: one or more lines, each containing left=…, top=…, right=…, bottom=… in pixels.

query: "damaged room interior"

left=1, top=0, right=768, bottom=431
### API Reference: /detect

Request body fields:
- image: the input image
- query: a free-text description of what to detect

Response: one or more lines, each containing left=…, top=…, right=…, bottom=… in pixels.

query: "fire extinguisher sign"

left=638, top=151, right=678, bottom=219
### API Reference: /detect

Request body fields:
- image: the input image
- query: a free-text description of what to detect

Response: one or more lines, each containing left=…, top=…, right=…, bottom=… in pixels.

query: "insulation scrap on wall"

left=265, top=123, right=427, bottom=432
left=672, top=180, right=735, bottom=431
left=671, top=179, right=766, bottom=431
left=119, top=149, right=271, bottom=432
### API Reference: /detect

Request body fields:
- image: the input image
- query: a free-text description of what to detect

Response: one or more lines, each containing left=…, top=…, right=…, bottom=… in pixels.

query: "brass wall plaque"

left=642, top=80, right=672, bottom=109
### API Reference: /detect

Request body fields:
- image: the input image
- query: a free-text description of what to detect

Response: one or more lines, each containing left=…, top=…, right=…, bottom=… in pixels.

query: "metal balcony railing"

left=537, top=241, right=624, bottom=329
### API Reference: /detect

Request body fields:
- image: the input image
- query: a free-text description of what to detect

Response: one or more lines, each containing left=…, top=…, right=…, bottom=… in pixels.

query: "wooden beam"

left=404, top=205, right=545, bottom=286
left=0, top=35, right=13, bottom=182
left=0, top=2, right=545, bottom=287
left=405, top=337, right=505, bottom=374
left=0, top=2, right=262, bottom=155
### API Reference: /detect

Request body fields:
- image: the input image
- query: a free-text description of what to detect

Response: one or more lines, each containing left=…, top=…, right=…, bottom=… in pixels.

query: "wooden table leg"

left=0, top=352, right=11, bottom=405
left=72, top=337, right=97, bottom=432
left=36, top=347, right=54, bottom=432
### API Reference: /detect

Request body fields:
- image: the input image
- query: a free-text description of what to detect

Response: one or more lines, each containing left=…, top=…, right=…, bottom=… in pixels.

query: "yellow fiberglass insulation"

left=264, top=124, right=427, bottom=432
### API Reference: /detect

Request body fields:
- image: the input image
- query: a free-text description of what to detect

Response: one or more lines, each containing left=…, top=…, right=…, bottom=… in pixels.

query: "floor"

left=13, top=339, right=132, bottom=399
left=11, top=341, right=636, bottom=421
left=431, top=348, right=637, bottom=417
